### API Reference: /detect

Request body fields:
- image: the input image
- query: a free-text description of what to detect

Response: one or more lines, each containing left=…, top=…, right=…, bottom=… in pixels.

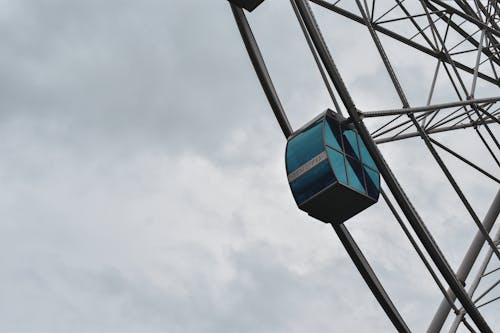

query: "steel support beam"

left=428, top=190, right=500, bottom=333
left=423, top=1, right=500, bottom=68
left=374, top=119, right=497, bottom=144
left=309, top=0, right=499, bottom=85
left=230, top=5, right=293, bottom=138
left=429, top=138, right=500, bottom=184
left=449, top=230, right=499, bottom=333
left=230, top=5, right=410, bottom=332
left=426, top=0, right=500, bottom=38
left=332, top=224, right=411, bottom=333
left=293, top=0, right=493, bottom=331
left=361, top=97, right=500, bottom=118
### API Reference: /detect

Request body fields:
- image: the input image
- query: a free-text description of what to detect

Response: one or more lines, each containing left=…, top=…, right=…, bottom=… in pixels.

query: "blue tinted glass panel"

left=343, top=130, right=360, bottom=159
left=364, top=166, right=380, bottom=199
left=359, top=138, right=377, bottom=170
left=290, top=160, right=335, bottom=205
left=327, top=147, right=347, bottom=185
left=346, top=156, right=366, bottom=194
left=286, top=122, right=324, bottom=174
left=324, top=118, right=342, bottom=151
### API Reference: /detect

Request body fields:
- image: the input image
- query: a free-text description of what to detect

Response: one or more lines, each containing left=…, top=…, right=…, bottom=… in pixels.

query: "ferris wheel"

left=227, top=1, right=499, bottom=332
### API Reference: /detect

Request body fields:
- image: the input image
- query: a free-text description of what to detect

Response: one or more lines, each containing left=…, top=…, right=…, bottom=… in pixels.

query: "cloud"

left=0, top=1, right=498, bottom=332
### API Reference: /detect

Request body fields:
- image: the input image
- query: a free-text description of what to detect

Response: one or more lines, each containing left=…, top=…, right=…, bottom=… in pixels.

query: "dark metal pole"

left=332, top=224, right=411, bottom=333
left=230, top=5, right=411, bottom=332
left=289, top=0, right=343, bottom=116
left=361, top=97, right=500, bottom=118
left=449, top=228, right=500, bottom=332
left=374, top=118, right=497, bottom=144
left=409, top=117, right=500, bottom=261
left=429, top=138, right=500, bottom=184
left=381, top=190, right=460, bottom=311
left=308, top=0, right=499, bottom=85
left=230, top=5, right=293, bottom=138
left=428, top=190, right=500, bottom=333
left=292, top=0, right=493, bottom=331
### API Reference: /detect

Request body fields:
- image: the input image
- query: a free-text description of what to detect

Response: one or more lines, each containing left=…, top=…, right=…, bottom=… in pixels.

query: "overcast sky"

left=0, top=1, right=498, bottom=332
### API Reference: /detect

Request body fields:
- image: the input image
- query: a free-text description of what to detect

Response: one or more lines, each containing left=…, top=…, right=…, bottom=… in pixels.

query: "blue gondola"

left=285, top=109, right=381, bottom=224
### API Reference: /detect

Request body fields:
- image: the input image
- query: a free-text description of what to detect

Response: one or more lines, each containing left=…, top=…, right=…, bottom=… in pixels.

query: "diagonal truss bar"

left=417, top=5, right=500, bottom=165
left=381, top=189, right=460, bottom=312
left=374, top=118, right=497, bottom=144
left=290, top=0, right=343, bottom=115
left=477, top=295, right=500, bottom=309
left=230, top=4, right=410, bottom=332
left=427, top=0, right=500, bottom=38
left=428, top=190, right=500, bottom=333
left=448, top=226, right=500, bottom=332
left=483, top=266, right=500, bottom=278
left=358, top=0, right=500, bottom=262
left=230, top=5, right=292, bottom=138
left=293, top=1, right=494, bottom=331
left=309, top=0, right=500, bottom=85
left=429, top=138, right=500, bottom=184
left=361, top=97, right=500, bottom=118
left=332, top=223, right=411, bottom=333
left=473, top=279, right=500, bottom=304
left=376, top=10, right=445, bottom=26
left=230, top=2, right=499, bottom=332
left=424, top=1, right=500, bottom=68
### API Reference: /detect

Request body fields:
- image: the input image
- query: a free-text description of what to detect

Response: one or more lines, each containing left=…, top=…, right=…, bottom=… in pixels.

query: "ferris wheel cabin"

left=286, top=110, right=381, bottom=224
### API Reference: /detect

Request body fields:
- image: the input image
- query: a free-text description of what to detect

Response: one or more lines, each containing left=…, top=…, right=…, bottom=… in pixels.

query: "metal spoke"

left=228, top=1, right=500, bottom=331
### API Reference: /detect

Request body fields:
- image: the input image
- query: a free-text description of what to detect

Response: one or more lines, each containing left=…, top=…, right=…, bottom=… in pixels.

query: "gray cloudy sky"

left=0, top=1, right=498, bottom=332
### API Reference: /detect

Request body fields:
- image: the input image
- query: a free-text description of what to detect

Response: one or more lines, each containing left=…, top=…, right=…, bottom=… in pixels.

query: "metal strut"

left=428, top=190, right=500, bottom=333
left=292, top=0, right=493, bottom=331
left=230, top=4, right=411, bottom=332
left=230, top=4, right=292, bottom=138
